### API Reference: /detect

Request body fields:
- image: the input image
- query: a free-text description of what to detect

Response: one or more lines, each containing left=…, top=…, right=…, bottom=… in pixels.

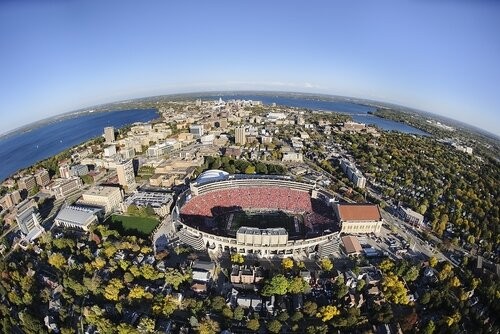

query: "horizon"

left=2, top=90, right=499, bottom=140
left=1, top=1, right=499, bottom=135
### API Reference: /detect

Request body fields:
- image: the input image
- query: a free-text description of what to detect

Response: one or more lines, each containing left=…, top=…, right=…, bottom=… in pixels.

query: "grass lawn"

left=107, top=214, right=160, bottom=237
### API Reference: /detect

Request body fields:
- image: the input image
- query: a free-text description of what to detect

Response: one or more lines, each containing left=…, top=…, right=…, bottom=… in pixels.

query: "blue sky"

left=0, top=1, right=499, bottom=135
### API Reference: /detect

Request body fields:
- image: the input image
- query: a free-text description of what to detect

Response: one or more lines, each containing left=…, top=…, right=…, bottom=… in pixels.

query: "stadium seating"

left=180, top=186, right=333, bottom=227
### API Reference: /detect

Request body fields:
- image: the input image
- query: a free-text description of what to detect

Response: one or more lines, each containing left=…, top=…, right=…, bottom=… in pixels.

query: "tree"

left=290, top=311, right=303, bottom=322
left=261, top=274, right=289, bottom=296
left=222, top=306, right=233, bottom=319
left=211, top=296, right=226, bottom=312
left=128, top=286, right=153, bottom=300
left=403, top=265, right=420, bottom=282
left=164, top=268, right=191, bottom=289
left=138, top=317, right=155, bottom=333
left=316, top=305, right=340, bottom=322
left=231, top=253, right=244, bottom=265
left=429, top=256, right=438, bottom=267
left=103, top=278, right=124, bottom=301
left=246, top=318, right=260, bottom=331
left=319, top=258, right=333, bottom=271
left=303, top=301, right=318, bottom=317
left=356, top=279, right=366, bottom=292
left=48, top=252, right=66, bottom=270
left=153, top=295, right=179, bottom=317
left=288, top=277, right=309, bottom=294
left=277, top=311, right=289, bottom=322
left=282, top=257, right=294, bottom=270
left=381, top=274, right=409, bottom=305
left=244, top=165, right=256, bottom=174
left=421, top=320, right=436, bottom=334
left=438, top=263, right=453, bottom=281
left=379, top=259, right=395, bottom=273
left=198, top=317, right=220, bottom=334
left=233, top=306, right=245, bottom=321
left=267, top=320, right=282, bottom=334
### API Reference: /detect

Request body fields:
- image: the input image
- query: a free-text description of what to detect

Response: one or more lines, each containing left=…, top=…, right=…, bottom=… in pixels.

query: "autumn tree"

left=319, top=258, right=333, bottom=271
left=198, top=317, right=220, bottom=334
left=281, top=257, right=294, bottom=270
left=231, top=253, right=244, bottom=265
left=316, top=305, right=340, bottom=322
left=48, top=252, right=66, bottom=270
left=381, top=274, right=409, bottom=305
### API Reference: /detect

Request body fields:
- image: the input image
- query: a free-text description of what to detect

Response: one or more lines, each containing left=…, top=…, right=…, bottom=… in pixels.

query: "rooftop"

left=342, top=235, right=362, bottom=254
left=337, top=204, right=382, bottom=222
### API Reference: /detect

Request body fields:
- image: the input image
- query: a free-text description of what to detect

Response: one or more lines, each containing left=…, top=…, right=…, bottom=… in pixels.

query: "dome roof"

left=196, top=169, right=229, bottom=184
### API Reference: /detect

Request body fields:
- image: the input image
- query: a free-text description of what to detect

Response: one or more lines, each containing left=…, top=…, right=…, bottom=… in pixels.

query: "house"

left=341, top=235, right=362, bottom=256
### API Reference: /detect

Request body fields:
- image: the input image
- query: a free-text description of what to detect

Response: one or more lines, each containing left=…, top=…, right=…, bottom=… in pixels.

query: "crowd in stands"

left=180, top=187, right=333, bottom=228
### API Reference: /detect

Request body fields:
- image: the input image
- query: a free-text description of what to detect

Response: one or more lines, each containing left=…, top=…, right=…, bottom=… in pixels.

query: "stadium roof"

left=196, top=169, right=229, bottom=184
left=336, top=204, right=382, bottom=222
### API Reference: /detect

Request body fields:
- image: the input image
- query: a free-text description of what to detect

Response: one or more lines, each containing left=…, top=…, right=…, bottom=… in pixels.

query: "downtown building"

left=80, top=186, right=123, bottom=214
left=115, top=159, right=137, bottom=192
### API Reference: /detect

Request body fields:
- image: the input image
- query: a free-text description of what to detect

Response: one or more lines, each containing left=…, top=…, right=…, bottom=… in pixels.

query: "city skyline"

left=1, top=0, right=499, bottom=135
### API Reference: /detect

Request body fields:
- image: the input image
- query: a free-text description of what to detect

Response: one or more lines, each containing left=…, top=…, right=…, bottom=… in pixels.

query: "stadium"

left=172, top=170, right=343, bottom=258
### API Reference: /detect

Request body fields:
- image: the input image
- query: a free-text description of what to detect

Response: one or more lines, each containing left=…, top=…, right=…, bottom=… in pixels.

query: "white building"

left=16, top=201, right=44, bottom=241
left=282, top=152, right=304, bottom=163
left=189, top=124, right=204, bottom=137
left=103, top=145, right=117, bottom=158
left=54, top=205, right=100, bottom=231
left=116, top=159, right=137, bottom=192
left=80, top=186, right=123, bottom=213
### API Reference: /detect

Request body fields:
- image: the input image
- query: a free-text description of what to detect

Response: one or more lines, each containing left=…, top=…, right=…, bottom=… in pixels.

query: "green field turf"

left=107, top=214, right=160, bottom=237
left=217, top=211, right=302, bottom=235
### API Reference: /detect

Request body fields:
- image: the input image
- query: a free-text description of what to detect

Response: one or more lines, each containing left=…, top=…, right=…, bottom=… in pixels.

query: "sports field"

left=215, top=210, right=303, bottom=236
left=107, top=214, right=160, bottom=237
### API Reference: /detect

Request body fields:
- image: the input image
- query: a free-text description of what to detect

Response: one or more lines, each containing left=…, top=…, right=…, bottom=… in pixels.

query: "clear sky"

left=0, top=0, right=499, bottom=135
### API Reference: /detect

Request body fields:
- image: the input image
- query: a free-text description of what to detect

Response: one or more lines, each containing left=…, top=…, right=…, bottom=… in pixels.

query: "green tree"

left=198, top=317, right=220, bottom=334
left=153, top=295, right=179, bottom=317
left=303, top=301, right=318, bottom=317
left=246, top=318, right=260, bottom=331
left=233, top=306, right=245, bottom=321
left=244, top=165, right=256, bottom=174
left=288, top=277, right=309, bottom=294
left=421, top=320, right=436, bottom=334
left=267, top=320, right=282, bottom=334
left=211, top=296, right=226, bottom=312
left=261, top=274, right=289, bottom=296
left=164, top=268, right=191, bottom=289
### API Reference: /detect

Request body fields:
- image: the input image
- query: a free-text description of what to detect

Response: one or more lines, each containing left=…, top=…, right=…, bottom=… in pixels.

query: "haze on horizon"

left=0, top=1, right=499, bottom=136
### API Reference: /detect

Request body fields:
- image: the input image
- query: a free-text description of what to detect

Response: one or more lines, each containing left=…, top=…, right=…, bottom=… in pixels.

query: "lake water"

left=198, top=93, right=429, bottom=136
left=0, top=109, right=158, bottom=181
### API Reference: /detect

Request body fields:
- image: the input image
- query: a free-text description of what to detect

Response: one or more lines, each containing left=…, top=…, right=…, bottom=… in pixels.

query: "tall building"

left=0, top=190, right=21, bottom=210
left=116, top=159, right=137, bottom=191
left=16, top=201, right=44, bottom=241
left=17, top=175, right=37, bottom=192
left=34, top=169, right=50, bottom=187
left=59, top=164, right=71, bottom=179
left=235, top=127, right=246, bottom=145
left=104, top=127, right=115, bottom=143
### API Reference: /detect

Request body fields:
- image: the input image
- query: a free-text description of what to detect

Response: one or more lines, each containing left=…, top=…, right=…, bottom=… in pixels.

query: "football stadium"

left=173, top=170, right=344, bottom=257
